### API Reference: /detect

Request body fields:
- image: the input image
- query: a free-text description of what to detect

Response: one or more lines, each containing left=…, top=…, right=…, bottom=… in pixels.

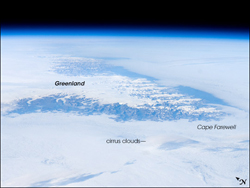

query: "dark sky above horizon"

left=1, top=24, right=249, bottom=40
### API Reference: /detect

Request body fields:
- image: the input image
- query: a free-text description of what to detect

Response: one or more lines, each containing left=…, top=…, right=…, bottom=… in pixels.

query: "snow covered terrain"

left=1, top=34, right=249, bottom=187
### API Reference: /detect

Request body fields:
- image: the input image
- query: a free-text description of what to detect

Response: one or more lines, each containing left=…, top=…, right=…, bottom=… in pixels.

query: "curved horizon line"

left=1, top=25, right=249, bottom=39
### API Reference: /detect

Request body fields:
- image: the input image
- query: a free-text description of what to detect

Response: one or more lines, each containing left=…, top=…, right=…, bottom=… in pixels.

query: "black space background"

left=1, top=4, right=249, bottom=32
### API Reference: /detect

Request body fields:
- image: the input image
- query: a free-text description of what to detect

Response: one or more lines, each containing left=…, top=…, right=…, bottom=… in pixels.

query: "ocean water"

left=1, top=26, right=249, bottom=187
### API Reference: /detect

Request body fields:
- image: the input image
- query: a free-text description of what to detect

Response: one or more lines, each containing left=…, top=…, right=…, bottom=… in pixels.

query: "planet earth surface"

left=1, top=27, right=249, bottom=187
